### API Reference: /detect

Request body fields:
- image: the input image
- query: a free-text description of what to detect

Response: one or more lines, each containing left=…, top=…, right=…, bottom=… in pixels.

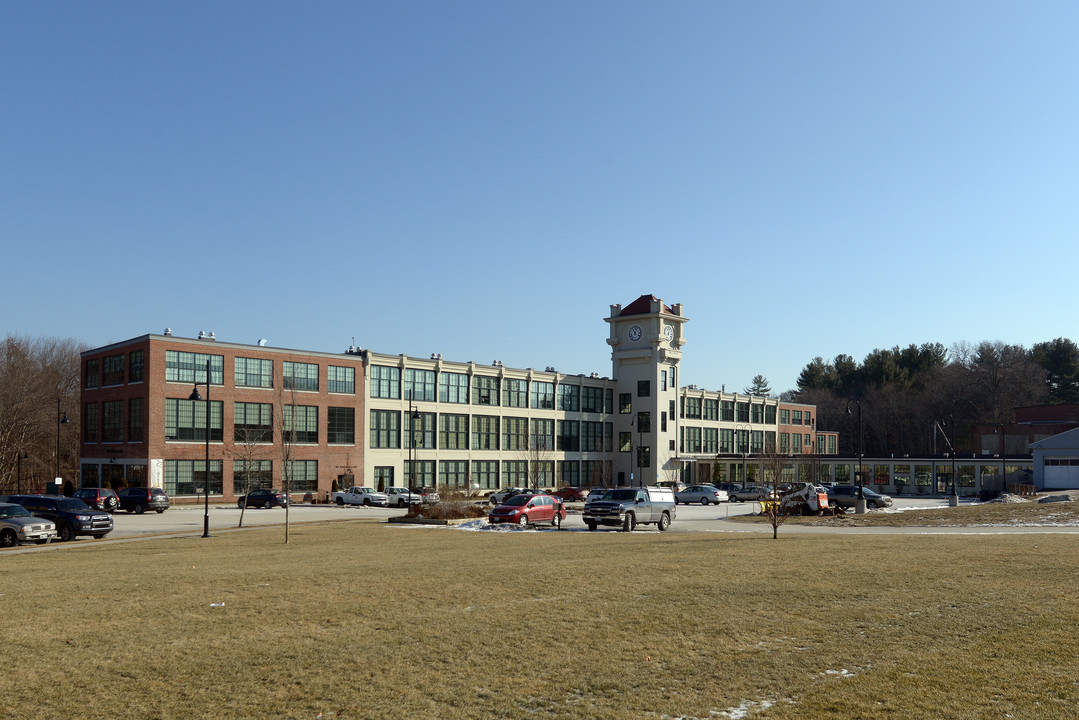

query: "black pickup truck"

left=0, top=495, right=114, bottom=542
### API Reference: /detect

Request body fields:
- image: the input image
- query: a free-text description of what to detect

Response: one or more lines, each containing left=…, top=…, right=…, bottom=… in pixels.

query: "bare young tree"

left=759, top=445, right=791, bottom=540
left=229, top=424, right=272, bottom=528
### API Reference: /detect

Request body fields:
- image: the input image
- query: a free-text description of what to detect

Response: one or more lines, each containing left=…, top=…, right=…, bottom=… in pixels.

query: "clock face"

left=628, top=325, right=643, bottom=342
left=664, top=325, right=674, bottom=342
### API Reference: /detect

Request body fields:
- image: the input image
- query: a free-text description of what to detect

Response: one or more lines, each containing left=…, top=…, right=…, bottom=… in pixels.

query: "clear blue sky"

left=3, top=1, right=1077, bottom=394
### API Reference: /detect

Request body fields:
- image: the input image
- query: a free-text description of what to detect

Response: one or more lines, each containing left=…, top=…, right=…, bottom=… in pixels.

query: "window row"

left=151, top=351, right=357, bottom=394
left=162, top=459, right=318, bottom=496
left=83, top=399, right=145, bottom=443
left=370, top=410, right=613, bottom=452
left=85, top=350, right=146, bottom=389
left=680, top=397, right=777, bottom=424
left=157, top=400, right=355, bottom=445
left=778, top=409, right=813, bottom=426
left=370, top=365, right=614, bottom=412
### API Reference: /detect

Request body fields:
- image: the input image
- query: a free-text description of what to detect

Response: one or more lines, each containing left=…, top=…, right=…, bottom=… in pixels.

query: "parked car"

left=72, top=487, right=120, bottom=512
left=488, top=493, right=565, bottom=528
left=582, top=486, right=677, bottom=531
left=675, top=484, right=728, bottom=505
left=0, top=502, right=58, bottom=546
left=331, top=486, right=389, bottom=507
left=237, top=489, right=289, bottom=509
left=0, top=495, right=113, bottom=542
left=386, top=487, right=423, bottom=507
left=488, top=487, right=529, bottom=505
left=713, top=483, right=742, bottom=498
left=409, top=487, right=441, bottom=504
left=117, top=486, right=171, bottom=514
left=550, top=487, right=587, bottom=502
left=827, top=485, right=893, bottom=509
left=585, top=487, right=611, bottom=501
left=729, top=484, right=775, bottom=502
left=657, top=480, right=686, bottom=493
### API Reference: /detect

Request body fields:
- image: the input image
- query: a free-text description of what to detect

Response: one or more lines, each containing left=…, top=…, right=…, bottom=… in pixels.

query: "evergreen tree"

left=745, top=374, right=771, bottom=396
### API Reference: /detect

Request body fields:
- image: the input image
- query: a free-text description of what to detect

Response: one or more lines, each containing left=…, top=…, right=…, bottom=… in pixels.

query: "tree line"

left=0, top=335, right=86, bottom=493
left=790, top=338, right=1079, bottom=457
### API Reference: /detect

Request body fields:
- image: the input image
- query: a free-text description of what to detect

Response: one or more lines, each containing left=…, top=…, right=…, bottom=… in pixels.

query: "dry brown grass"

left=731, top=497, right=1079, bottom=529
left=3, top=519, right=1078, bottom=719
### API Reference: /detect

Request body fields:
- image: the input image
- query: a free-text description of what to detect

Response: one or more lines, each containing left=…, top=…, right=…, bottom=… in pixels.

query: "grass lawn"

left=3, top=517, right=1078, bottom=719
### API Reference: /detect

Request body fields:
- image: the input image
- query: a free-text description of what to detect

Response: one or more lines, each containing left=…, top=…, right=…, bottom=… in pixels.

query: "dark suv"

left=72, top=487, right=120, bottom=512
left=117, top=487, right=171, bottom=514
left=0, top=495, right=114, bottom=542
left=237, top=489, right=289, bottom=509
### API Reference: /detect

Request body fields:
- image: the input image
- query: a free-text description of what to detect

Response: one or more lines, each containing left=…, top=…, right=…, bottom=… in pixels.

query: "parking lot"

left=72, top=495, right=961, bottom=542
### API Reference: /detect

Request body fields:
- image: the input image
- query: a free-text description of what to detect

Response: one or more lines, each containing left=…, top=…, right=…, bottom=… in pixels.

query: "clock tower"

left=605, top=296, right=686, bottom=486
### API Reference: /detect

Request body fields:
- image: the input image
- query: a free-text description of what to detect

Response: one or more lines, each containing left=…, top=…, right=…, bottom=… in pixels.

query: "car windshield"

left=503, top=495, right=531, bottom=507
left=0, top=505, right=32, bottom=519
left=605, top=490, right=637, bottom=501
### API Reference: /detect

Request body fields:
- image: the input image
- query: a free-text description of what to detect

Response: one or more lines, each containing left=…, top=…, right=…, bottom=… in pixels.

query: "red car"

left=488, top=494, right=566, bottom=529
left=550, top=487, right=586, bottom=502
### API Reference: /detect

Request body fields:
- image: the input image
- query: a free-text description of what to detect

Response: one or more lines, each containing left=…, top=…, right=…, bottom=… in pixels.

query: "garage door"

left=1044, top=463, right=1079, bottom=489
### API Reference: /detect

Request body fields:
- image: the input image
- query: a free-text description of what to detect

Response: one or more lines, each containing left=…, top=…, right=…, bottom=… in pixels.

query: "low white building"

left=1031, top=427, right=1079, bottom=490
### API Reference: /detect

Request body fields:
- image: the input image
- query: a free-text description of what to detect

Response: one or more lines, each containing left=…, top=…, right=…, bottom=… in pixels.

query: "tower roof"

left=619, top=294, right=676, bottom=316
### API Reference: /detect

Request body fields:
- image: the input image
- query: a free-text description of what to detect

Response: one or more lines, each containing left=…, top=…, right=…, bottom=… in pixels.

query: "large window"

left=472, top=415, right=499, bottom=450
left=736, top=402, right=750, bottom=423
left=235, top=402, right=273, bottom=443
left=439, top=414, right=469, bottom=450
left=766, top=405, right=777, bottom=424
left=503, top=378, right=528, bottom=408
left=404, top=368, right=435, bottom=402
left=164, top=459, right=222, bottom=496
left=404, top=460, right=435, bottom=487
left=720, top=400, right=734, bottom=422
left=619, top=432, right=631, bottom=452
left=720, top=428, right=734, bottom=453
left=283, top=361, right=319, bottom=392
left=683, top=427, right=701, bottom=453
left=284, top=405, right=318, bottom=444
left=85, top=359, right=99, bottom=389
left=605, top=389, right=614, bottom=413
left=638, top=380, right=650, bottom=398
left=558, top=384, right=579, bottom=412
left=102, top=401, right=123, bottom=442
left=84, top=403, right=98, bottom=442
left=533, top=461, right=554, bottom=487
left=530, top=381, right=554, bottom=409
left=582, top=460, right=610, bottom=486
left=235, top=357, right=273, bottom=388
left=403, top=412, right=435, bottom=449
left=128, top=398, right=144, bottom=443
left=581, top=421, right=604, bottom=452
left=636, top=412, right=650, bottom=433
left=582, top=386, right=608, bottom=414
left=751, top=403, right=764, bottom=424
left=129, top=350, right=145, bottom=383
left=472, top=460, right=499, bottom=490
left=287, top=460, right=318, bottom=493
left=619, top=393, right=632, bottom=414
left=557, top=420, right=580, bottom=451
left=684, top=397, right=702, bottom=419
left=703, top=427, right=718, bottom=453
left=328, top=366, right=356, bottom=394
left=439, top=460, right=469, bottom=488
left=103, top=355, right=124, bottom=387
left=502, top=460, right=527, bottom=485
left=530, top=419, right=554, bottom=451
left=327, top=407, right=355, bottom=445
left=165, top=398, right=223, bottom=442
left=371, top=365, right=401, bottom=399
left=234, top=460, right=272, bottom=493
left=473, top=375, right=500, bottom=406
left=165, top=351, right=223, bottom=385
left=559, top=461, right=579, bottom=487
left=779, top=409, right=791, bottom=425
left=502, top=417, right=528, bottom=451
left=439, top=372, right=468, bottom=403
left=703, top=398, right=718, bottom=421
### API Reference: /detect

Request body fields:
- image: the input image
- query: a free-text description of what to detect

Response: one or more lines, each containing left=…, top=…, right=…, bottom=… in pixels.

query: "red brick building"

left=79, top=333, right=366, bottom=502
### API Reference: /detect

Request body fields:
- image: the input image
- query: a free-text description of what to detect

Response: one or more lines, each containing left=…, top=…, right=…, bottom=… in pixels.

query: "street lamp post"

left=845, top=401, right=865, bottom=514
left=56, top=398, right=69, bottom=495
left=188, top=359, right=212, bottom=538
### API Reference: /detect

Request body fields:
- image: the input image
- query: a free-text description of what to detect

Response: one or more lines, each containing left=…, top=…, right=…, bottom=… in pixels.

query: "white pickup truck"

left=331, top=486, right=389, bottom=507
